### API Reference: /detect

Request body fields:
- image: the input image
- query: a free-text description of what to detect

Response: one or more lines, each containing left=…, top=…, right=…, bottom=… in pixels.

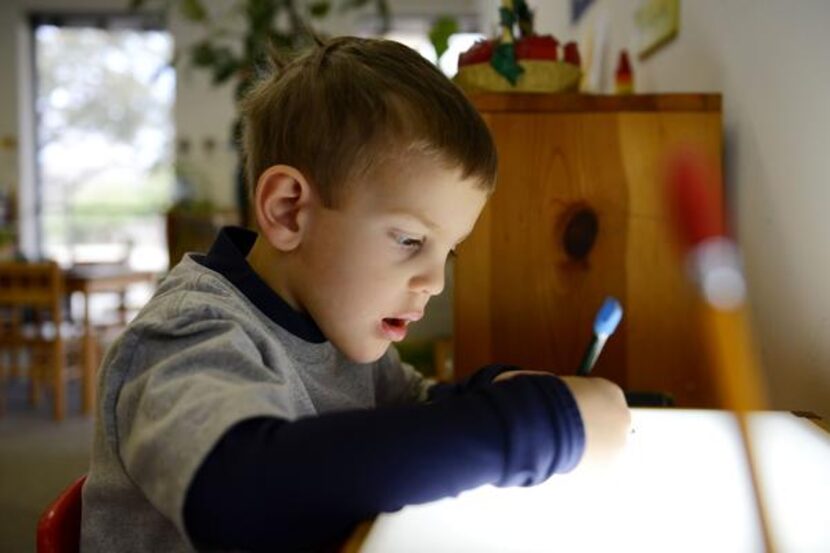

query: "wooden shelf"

left=469, top=93, right=721, bottom=113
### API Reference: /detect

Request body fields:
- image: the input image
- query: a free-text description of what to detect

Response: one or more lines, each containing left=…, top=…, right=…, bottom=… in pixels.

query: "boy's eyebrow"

left=386, top=210, right=440, bottom=231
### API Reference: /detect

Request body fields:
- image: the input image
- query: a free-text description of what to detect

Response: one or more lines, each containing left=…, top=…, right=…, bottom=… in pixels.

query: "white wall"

left=167, top=8, right=243, bottom=211
left=533, top=0, right=830, bottom=419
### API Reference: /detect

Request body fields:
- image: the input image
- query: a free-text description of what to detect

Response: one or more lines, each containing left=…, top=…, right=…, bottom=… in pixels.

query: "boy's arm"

left=426, top=363, right=521, bottom=401
left=374, top=346, right=519, bottom=405
left=184, top=374, right=585, bottom=552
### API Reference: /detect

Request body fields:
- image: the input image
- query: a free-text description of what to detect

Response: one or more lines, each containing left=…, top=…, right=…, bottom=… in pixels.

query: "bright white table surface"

left=360, top=409, right=830, bottom=553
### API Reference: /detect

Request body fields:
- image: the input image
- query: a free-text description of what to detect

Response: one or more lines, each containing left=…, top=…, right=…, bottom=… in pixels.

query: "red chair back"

left=37, top=475, right=86, bottom=553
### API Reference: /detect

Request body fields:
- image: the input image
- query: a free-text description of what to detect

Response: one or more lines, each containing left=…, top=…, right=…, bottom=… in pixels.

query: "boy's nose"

left=410, top=261, right=445, bottom=296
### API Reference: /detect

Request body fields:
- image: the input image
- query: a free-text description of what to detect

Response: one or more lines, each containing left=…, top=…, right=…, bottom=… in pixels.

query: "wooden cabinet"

left=165, top=207, right=239, bottom=267
left=453, top=93, right=723, bottom=407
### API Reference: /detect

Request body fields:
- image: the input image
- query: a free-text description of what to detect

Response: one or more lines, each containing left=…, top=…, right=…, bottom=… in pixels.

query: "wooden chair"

left=37, top=475, right=86, bottom=553
left=0, top=260, right=79, bottom=420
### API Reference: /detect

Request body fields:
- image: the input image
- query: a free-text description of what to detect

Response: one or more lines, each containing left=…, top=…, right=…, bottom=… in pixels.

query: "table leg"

left=53, top=337, right=66, bottom=421
left=81, top=289, right=96, bottom=415
left=118, top=289, right=128, bottom=325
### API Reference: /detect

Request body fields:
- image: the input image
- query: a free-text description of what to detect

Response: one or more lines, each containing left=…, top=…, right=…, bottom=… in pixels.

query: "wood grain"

left=468, top=93, right=721, bottom=114
left=455, top=94, right=723, bottom=407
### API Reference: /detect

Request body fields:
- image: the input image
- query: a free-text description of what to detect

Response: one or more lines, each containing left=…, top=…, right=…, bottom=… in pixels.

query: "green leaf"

left=179, top=0, right=207, bottom=22
left=490, top=42, right=524, bottom=85
left=514, top=0, right=535, bottom=38
left=213, top=59, right=240, bottom=84
left=338, top=0, right=372, bottom=12
left=309, top=1, right=331, bottom=18
left=128, top=0, right=147, bottom=10
left=246, top=0, right=277, bottom=32
left=209, top=47, right=241, bottom=84
left=371, top=0, right=391, bottom=34
left=499, top=6, right=516, bottom=28
left=428, top=16, right=459, bottom=60
left=190, top=41, right=217, bottom=67
left=268, top=31, right=292, bottom=50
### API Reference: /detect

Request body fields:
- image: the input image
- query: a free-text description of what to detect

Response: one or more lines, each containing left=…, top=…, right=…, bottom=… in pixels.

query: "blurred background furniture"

left=0, top=260, right=155, bottom=420
left=454, top=93, right=722, bottom=407
left=165, top=206, right=239, bottom=267
left=0, top=261, right=81, bottom=421
left=64, top=263, right=156, bottom=414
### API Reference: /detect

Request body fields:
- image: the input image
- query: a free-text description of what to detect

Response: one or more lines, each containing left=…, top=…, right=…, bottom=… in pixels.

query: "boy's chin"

left=336, top=339, right=390, bottom=364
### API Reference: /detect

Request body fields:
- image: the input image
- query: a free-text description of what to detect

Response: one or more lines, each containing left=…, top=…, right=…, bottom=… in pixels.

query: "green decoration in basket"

left=455, top=0, right=582, bottom=93
left=490, top=4, right=523, bottom=85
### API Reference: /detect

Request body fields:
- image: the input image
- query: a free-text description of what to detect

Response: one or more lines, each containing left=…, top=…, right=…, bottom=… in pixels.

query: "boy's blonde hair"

left=240, top=36, right=497, bottom=207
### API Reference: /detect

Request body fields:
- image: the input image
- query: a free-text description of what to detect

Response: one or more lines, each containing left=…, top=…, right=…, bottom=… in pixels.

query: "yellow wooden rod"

left=702, top=307, right=768, bottom=411
left=700, top=303, right=775, bottom=551
left=668, top=151, right=776, bottom=551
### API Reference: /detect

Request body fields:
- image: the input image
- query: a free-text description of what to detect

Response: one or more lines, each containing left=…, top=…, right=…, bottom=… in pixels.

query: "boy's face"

left=295, top=158, right=488, bottom=363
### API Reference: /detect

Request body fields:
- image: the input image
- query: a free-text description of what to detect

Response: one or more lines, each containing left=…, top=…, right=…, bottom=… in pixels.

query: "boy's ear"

left=253, top=165, right=316, bottom=252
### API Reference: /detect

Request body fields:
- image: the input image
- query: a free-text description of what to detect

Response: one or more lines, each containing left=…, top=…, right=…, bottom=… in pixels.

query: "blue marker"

left=577, top=297, right=623, bottom=376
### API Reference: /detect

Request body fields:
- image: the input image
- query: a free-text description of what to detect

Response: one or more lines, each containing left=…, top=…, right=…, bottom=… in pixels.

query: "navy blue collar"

left=197, top=226, right=327, bottom=344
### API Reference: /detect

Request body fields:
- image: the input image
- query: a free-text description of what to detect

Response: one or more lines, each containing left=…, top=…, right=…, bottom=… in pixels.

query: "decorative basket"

left=454, top=0, right=582, bottom=94
left=456, top=59, right=580, bottom=93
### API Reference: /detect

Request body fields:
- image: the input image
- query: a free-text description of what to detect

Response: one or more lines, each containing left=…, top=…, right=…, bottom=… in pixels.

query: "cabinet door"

left=454, top=110, right=722, bottom=407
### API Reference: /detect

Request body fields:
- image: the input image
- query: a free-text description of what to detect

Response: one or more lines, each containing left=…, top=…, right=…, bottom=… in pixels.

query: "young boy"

left=81, top=36, right=630, bottom=551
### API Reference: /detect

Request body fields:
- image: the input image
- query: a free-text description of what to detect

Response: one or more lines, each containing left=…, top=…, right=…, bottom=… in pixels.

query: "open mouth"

left=381, top=317, right=409, bottom=341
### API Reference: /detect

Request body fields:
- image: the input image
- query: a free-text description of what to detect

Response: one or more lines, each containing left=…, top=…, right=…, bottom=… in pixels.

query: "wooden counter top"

left=469, top=92, right=721, bottom=113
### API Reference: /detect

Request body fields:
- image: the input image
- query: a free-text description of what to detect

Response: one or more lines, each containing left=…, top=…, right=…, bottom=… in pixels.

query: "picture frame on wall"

left=635, top=0, right=680, bottom=59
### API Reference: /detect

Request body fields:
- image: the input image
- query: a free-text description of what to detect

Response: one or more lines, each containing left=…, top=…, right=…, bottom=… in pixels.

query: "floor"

left=0, top=378, right=93, bottom=552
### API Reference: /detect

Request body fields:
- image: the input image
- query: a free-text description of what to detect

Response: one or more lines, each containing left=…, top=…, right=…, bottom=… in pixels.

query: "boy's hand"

left=559, top=376, right=631, bottom=471
left=493, top=371, right=631, bottom=471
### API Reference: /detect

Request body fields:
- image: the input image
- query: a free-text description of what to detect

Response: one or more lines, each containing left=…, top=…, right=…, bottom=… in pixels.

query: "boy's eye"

left=392, top=232, right=424, bottom=250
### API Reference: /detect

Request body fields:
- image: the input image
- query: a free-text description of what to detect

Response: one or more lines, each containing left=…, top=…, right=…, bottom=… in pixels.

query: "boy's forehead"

left=349, top=161, right=488, bottom=234
left=379, top=155, right=468, bottom=194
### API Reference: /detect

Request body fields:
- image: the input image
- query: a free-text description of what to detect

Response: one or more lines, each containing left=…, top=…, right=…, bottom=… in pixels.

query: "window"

left=32, top=13, right=175, bottom=272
